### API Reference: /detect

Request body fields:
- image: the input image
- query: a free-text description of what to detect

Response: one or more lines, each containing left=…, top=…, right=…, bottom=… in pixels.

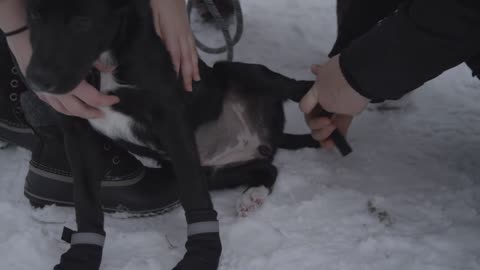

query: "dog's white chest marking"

left=195, top=94, right=263, bottom=167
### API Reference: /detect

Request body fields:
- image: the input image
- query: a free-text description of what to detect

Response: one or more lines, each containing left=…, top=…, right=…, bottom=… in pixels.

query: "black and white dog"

left=24, top=0, right=319, bottom=269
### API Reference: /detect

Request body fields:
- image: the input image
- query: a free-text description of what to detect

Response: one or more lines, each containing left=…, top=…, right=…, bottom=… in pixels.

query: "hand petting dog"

left=5, top=26, right=119, bottom=119
left=36, top=81, right=120, bottom=119
left=150, top=0, right=201, bottom=92
left=1, top=0, right=118, bottom=119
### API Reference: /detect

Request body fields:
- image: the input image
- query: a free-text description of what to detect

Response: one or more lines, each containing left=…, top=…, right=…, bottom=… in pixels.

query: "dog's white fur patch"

left=89, top=51, right=152, bottom=165
left=89, top=107, right=143, bottom=146
left=196, top=93, right=263, bottom=167
left=99, top=72, right=121, bottom=93
left=131, top=154, right=162, bottom=168
left=97, top=51, right=118, bottom=69
left=97, top=52, right=131, bottom=93
left=237, top=186, right=270, bottom=217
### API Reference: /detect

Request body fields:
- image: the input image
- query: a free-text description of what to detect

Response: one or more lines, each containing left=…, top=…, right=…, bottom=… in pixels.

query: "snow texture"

left=1, top=0, right=479, bottom=269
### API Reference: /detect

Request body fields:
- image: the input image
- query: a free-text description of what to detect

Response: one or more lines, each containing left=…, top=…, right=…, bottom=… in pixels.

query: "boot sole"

left=24, top=164, right=181, bottom=217
left=24, top=189, right=181, bottom=217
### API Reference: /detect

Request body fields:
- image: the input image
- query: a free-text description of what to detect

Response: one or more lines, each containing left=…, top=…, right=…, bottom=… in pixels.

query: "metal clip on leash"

left=187, top=0, right=244, bottom=61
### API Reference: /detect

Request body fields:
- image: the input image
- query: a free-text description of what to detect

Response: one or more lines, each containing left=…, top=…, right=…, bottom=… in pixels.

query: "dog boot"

left=0, top=34, right=180, bottom=216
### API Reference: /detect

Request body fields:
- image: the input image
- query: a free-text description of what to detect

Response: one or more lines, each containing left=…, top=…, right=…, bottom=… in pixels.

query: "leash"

left=187, top=0, right=244, bottom=61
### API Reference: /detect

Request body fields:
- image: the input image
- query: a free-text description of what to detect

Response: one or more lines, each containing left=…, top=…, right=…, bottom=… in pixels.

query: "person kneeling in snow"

left=301, top=0, right=480, bottom=148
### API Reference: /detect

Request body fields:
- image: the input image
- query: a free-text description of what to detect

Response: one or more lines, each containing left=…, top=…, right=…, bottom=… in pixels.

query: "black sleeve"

left=330, top=0, right=403, bottom=57
left=339, top=0, right=480, bottom=101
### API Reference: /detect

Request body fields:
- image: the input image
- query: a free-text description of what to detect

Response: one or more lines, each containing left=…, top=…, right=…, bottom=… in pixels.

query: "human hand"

left=299, top=55, right=368, bottom=146
left=305, top=113, right=353, bottom=149
left=150, top=0, right=200, bottom=92
left=5, top=29, right=119, bottom=119
left=300, top=55, right=369, bottom=116
left=36, top=81, right=120, bottom=119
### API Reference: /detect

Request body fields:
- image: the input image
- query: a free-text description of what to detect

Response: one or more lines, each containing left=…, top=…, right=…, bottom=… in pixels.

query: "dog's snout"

left=26, top=67, right=57, bottom=93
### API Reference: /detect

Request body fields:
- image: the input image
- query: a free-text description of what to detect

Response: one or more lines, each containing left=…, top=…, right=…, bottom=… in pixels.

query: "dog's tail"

left=278, top=133, right=320, bottom=150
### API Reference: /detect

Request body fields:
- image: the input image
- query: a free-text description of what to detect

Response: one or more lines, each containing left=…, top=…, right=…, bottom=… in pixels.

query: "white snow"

left=1, top=0, right=480, bottom=269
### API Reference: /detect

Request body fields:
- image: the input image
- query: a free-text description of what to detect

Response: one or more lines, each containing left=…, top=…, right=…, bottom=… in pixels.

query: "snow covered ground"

left=1, top=0, right=480, bottom=269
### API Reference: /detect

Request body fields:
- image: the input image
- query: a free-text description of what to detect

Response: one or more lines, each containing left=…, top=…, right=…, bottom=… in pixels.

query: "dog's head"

left=25, top=0, right=130, bottom=94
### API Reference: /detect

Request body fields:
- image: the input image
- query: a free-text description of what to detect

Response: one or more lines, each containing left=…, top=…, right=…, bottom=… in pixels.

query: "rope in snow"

left=187, top=0, right=244, bottom=61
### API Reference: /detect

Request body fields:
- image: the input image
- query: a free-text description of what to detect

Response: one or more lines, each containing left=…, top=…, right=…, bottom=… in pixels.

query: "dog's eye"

left=69, top=16, right=93, bottom=32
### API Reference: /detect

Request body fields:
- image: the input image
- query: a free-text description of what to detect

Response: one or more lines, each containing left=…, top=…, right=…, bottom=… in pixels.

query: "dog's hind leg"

left=53, top=116, right=107, bottom=270
left=213, top=61, right=314, bottom=102
left=213, top=62, right=353, bottom=156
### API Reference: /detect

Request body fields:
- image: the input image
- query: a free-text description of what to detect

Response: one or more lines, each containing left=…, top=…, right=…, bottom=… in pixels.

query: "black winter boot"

left=0, top=37, right=36, bottom=150
left=21, top=107, right=180, bottom=215
left=0, top=34, right=180, bottom=216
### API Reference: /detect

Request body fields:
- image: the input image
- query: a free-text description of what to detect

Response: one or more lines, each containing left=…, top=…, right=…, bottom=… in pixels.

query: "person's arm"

left=0, top=0, right=30, bottom=73
left=340, top=0, right=480, bottom=101
left=0, top=0, right=27, bottom=33
left=150, top=0, right=201, bottom=92
left=300, top=0, right=480, bottom=147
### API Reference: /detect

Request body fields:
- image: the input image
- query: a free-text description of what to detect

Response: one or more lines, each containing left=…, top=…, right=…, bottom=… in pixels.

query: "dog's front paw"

left=53, top=245, right=103, bottom=270
left=237, top=186, right=270, bottom=217
left=173, top=232, right=222, bottom=270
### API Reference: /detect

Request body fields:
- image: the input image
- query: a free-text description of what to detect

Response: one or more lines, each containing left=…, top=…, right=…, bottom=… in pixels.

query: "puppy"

left=25, top=0, right=317, bottom=269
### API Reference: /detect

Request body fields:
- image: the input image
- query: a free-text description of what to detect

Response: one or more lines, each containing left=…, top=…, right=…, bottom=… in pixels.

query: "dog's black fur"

left=24, top=0, right=317, bottom=269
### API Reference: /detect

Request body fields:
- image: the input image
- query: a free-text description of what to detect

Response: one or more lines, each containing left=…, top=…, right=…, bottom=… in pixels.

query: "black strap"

left=4, top=26, right=29, bottom=37
left=61, top=227, right=75, bottom=243
left=310, top=105, right=353, bottom=157
left=61, top=227, right=106, bottom=247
